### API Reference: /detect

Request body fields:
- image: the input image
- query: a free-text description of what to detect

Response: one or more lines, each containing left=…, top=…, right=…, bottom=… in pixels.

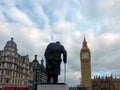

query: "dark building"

left=30, top=55, right=47, bottom=90
left=92, top=75, right=120, bottom=90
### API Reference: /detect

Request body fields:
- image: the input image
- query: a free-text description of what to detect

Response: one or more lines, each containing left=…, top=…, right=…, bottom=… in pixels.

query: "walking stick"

left=64, top=63, right=66, bottom=84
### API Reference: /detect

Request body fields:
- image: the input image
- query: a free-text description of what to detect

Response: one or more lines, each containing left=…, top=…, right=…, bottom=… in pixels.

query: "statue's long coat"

left=44, top=42, right=67, bottom=75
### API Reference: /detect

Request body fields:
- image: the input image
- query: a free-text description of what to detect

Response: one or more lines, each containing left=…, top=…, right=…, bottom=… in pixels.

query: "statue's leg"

left=53, top=75, right=58, bottom=83
left=47, top=75, right=51, bottom=83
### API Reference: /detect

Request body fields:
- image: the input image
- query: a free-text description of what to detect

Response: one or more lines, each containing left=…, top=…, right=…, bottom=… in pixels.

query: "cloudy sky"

left=0, top=0, right=120, bottom=87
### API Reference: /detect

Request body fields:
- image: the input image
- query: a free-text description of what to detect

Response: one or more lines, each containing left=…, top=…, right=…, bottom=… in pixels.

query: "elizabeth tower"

left=80, top=37, right=92, bottom=90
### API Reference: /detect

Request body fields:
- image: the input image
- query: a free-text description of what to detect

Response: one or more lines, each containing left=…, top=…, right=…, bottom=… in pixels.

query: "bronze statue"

left=44, top=41, right=67, bottom=83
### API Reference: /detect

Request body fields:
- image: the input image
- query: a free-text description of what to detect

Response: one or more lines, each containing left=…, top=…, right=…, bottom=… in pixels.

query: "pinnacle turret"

left=81, top=36, right=89, bottom=51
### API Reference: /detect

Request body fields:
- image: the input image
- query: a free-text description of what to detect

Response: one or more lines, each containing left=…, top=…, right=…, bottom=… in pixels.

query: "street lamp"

left=34, top=63, right=38, bottom=90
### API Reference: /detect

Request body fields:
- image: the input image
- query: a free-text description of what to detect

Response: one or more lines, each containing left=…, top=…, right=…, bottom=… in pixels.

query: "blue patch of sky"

left=78, top=19, right=92, bottom=29
left=2, top=12, right=16, bottom=23
left=95, top=23, right=102, bottom=33
left=79, top=0, right=99, bottom=20
left=65, top=9, right=77, bottom=22
left=0, top=0, right=7, bottom=7
left=61, top=0, right=96, bottom=31
left=16, top=0, right=33, bottom=10
left=98, top=71, right=106, bottom=76
left=65, top=1, right=81, bottom=22
left=42, top=6, right=58, bottom=25
left=15, top=1, right=45, bottom=29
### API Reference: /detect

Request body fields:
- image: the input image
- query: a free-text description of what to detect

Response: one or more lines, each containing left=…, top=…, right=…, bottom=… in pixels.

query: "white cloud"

left=7, top=7, right=34, bottom=26
left=53, top=20, right=76, bottom=33
left=0, top=0, right=120, bottom=87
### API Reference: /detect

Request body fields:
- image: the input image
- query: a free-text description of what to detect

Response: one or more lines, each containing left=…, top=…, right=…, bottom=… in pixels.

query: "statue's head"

left=56, top=41, right=60, bottom=44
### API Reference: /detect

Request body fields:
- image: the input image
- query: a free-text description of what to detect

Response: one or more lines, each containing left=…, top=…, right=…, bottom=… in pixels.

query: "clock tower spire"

left=82, top=36, right=89, bottom=51
left=80, top=36, right=92, bottom=90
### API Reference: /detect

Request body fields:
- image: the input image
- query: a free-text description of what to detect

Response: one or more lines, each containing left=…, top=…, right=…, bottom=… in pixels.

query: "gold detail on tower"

left=80, top=37, right=92, bottom=90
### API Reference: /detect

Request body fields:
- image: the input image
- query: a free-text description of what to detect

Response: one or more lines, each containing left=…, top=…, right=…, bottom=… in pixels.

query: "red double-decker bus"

left=2, top=86, right=29, bottom=90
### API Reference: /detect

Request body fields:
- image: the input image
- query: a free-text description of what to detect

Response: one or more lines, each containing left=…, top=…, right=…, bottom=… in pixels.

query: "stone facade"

left=30, top=55, right=47, bottom=86
left=80, top=37, right=92, bottom=90
left=30, top=55, right=47, bottom=90
left=0, top=38, right=47, bottom=89
left=92, top=75, right=120, bottom=90
left=79, top=37, right=120, bottom=90
left=0, top=38, right=34, bottom=88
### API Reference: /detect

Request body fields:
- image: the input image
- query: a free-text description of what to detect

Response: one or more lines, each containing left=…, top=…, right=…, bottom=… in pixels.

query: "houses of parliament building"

left=0, top=37, right=120, bottom=90
left=80, top=37, right=120, bottom=90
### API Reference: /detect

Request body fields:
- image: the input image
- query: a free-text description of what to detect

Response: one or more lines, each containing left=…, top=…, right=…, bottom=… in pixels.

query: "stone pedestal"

left=37, top=83, right=69, bottom=90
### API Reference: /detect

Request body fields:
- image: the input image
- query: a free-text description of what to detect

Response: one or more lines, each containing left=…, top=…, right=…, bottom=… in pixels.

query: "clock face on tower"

left=82, top=52, right=89, bottom=59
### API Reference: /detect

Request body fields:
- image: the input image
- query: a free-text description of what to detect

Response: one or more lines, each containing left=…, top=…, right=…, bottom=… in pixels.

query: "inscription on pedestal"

left=37, top=84, right=69, bottom=90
